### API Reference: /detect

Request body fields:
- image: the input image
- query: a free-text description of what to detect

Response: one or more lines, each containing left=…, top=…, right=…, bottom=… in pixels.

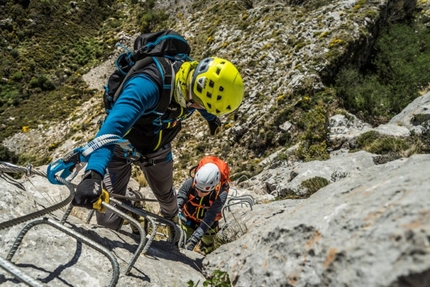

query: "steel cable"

left=0, top=162, right=74, bottom=230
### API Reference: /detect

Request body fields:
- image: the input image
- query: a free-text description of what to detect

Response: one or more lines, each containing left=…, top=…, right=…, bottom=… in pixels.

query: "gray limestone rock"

left=0, top=172, right=205, bottom=287
left=203, top=154, right=430, bottom=287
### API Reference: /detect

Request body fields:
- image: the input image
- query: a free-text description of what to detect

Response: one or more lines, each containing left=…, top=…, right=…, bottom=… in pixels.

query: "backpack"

left=189, top=155, right=231, bottom=189
left=103, top=30, right=192, bottom=114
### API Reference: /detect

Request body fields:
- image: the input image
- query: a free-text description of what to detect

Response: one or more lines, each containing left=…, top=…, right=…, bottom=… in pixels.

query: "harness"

left=114, top=58, right=194, bottom=155
left=182, top=185, right=223, bottom=225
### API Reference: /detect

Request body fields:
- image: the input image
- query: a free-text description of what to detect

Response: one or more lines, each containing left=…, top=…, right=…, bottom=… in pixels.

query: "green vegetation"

left=283, top=13, right=430, bottom=164
left=301, top=176, right=329, bottom=195
left=187, top=270, right=231, bottom=287
left=354, top=130, right=421, bottom=156
left=0, top=0, right=117, bottom=142
left=136, top=0, right=169, bottom=32
left=296, top=104, right=330, bottom=161
left=334, top=19, right=430, bottom=125
left=0, top=145, right=18, bottom=163
left=0, top=0, right=169, bottom=145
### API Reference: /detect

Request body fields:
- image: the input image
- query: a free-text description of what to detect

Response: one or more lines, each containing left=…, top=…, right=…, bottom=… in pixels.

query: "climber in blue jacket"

left=72, top=57, right=244, bottom=232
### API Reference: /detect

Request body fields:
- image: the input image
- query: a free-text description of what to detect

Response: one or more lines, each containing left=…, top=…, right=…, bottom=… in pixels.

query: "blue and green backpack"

left=103, top=30, right=192, bottom=114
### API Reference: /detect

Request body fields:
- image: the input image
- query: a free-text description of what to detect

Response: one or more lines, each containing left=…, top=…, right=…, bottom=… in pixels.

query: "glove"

left=208, top=117, right=222, bottom=136
left=72, top=170, right=103, bottom=209
left=185, top=235, right=199, bottom=251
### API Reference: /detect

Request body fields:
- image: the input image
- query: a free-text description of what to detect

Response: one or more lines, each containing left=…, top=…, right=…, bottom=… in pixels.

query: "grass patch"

left=356, top=131, right=411, bottom=154
left=188, top=270, right=231, bottom=287
left=301, top=176, right=329, bottom=195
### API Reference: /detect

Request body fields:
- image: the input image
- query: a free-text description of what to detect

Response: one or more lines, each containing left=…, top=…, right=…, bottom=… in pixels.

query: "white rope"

left=80, top=134, right=125, bottom=157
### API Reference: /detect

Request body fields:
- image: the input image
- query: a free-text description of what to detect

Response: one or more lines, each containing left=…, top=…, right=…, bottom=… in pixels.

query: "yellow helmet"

left=191, top=57, right=244, bottom=116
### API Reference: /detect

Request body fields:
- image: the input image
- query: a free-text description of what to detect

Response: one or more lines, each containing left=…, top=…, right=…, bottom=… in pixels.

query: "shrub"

left=365, top=136, right=409, bottom=154
left=29, top=77, right=39, bottom=88
left=10, top=49, right=19, bottom=58
left=296, top=104, right=330, bottom=161
left=335, top=19, right=430, bottom=125
left=356, top=131, right=380, bottom=148
left=356, top=131, right=414, bottom=156
left=11, top=71, right=23, bottom=81
left=187, top=270, right=231, bottom=287
left=301, top=176, right=329, bottom=195
left=0, top=146, right=18, bottom=163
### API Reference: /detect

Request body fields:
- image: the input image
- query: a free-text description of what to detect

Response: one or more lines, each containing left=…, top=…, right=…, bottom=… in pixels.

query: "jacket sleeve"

left=85, top=75, right=159, bottom=176
left=177, top=178, right=193, bottom=209
left=191, top=188, right=228, bottom=241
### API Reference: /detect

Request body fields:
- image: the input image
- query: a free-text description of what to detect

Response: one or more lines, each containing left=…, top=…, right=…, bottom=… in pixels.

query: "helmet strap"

left=186, top=71, right=195, bottom=107
left=174, top=61, right=198, bottom=108
left=187, top=73, right=206, bottom=109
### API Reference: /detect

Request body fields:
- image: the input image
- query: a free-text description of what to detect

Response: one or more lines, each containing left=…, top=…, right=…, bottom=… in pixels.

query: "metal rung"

left=110, top=200, right=186, bottom=249
left=84, top=200, right=186, bottom=248
left=101, top=201, right=147, bottom=275
left=5, top=217, right=119, bottom=287
left=60, top=200, right=147, bottom=275
left=221, top=194, right=255, bottom=224
left=226, top=194, right=255, bottom=211
left=0, top=256, right=44, bottom=287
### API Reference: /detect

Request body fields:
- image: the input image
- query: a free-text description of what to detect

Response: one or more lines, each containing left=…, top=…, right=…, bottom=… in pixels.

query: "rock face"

left=1, top=152, right=429, bottom=286
left=1, top=95, right=429, bottom=287
left=204, top=154, right=430, bottom=287
left=0, top=172, right=205, bottom=287
left=3, top=0, right=426, bottom=180
left=1, top=0, right=430, bottom=286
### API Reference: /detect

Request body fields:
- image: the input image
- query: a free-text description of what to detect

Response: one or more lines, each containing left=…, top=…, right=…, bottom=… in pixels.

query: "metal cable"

left=0, top=162, right=74, bottom=230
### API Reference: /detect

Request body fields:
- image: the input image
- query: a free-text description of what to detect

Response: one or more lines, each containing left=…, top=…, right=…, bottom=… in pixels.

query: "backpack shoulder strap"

left=112, top=56, right=154, bottom=103
left=152, top=56, right=175, bottom=115
left=113, top=56, right=175, bottom=115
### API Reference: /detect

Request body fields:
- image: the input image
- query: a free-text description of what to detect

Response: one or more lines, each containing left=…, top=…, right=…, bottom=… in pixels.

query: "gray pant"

left=96, top=144, right=178, bottom=230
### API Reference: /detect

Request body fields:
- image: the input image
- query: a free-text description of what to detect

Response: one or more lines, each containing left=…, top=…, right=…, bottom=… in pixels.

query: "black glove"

left=208, top=117, right=222, bottom=136
left=72, top=170, right=103, bottom=209
left=185, top=235, right=199, bottom=251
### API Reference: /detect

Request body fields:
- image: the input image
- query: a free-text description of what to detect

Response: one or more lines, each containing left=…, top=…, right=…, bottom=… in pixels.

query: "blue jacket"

left=87, top=74, right=216, bottom=176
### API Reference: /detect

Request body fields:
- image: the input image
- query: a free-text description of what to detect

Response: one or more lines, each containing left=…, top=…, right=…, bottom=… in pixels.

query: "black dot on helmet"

left=216, top=109, right=221, bottom=114
left=220, top=61, right=226, bottom=64
left=219, top=86, right=224, bottom=91
left=216, top=68, right=221, bottom=75
left=197, top=86, right=202, bottom=93
left=217, top=95, right=222, bottom=101
left=200, top=64, right=207, bottom=71
left=207, top=103, right=212, bottom=109
left=209, top=80, right=214, bottom=88
left=226, top=105, right=231, bottom=110
left=206, top=92, right=212, bottom=98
